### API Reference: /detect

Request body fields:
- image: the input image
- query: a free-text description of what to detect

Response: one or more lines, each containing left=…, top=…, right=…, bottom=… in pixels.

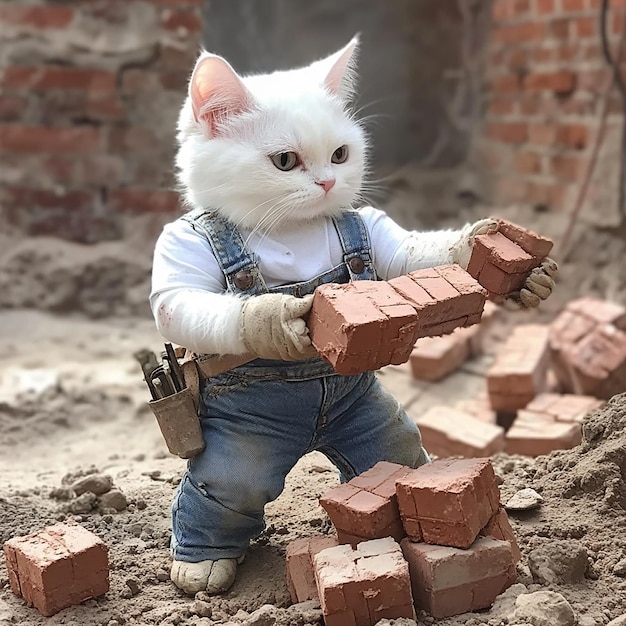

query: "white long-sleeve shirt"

left=150, top=206, right=461, bottom=355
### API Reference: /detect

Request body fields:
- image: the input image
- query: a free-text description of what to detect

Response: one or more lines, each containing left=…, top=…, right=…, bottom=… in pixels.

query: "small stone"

left=156, top=569, right=170, bottom=582
left=191, top=600, right=212, bottom=617
left=128, top=522, right=143, bottom=537
left=513, top=591, right=576, bottom=626
left=310, top=464, right=332, bottom=473
left=613, top=558, right=626, bottom=576
left=528, top=540, right=588, bottom=584
left=242, top=604, right=278, bottom=626
left=505, top=488, right=543, bottom=511
left=99, top=489, right=128, bottom=512
left=71, top=474, right=113, bottom=496
left=136, top=499, right=147, bottom=510
left=607, top=616, right=626, bottom=626
left=68, top=492, right=97, bottom=514
left=49, top=487, right=73, bottom=501
left=125, top=577, right=140, bottom=596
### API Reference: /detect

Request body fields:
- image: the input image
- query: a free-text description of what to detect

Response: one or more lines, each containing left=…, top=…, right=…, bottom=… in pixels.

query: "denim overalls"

left=170, top=208, right=429, bottom=562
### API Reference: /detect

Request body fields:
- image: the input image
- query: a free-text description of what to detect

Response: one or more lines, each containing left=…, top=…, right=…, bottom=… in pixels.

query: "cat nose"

left=316, top=178, right=336, bottom=193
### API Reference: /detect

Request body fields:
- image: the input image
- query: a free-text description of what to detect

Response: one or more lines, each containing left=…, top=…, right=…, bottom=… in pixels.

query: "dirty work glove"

left=449, top=218, right=500, bottom=270
left=515, top=258, right=559, bottom=308
left=241, top=293, right=317, bottom=361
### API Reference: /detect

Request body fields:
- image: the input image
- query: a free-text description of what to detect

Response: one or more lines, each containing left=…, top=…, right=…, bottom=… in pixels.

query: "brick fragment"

left=487, top=324, right=549, bottom=411
left=320, top=462, right=413, bottom=546
left=408, top=406, right=505, bottom=458
left=505, top=410, right=582, bottom=456
left=3, top=521, right=109, bottom=617
left=467, top=220, right=553, bottom=297
left=314, top=538, right=415, bottom=626
left=480, top=507, right=521, bottom=562
left=395, top=458, right=500, bottom=549
left=286, top=535, right=339, bottom=603
left=401, top=536, right=516, bottom=618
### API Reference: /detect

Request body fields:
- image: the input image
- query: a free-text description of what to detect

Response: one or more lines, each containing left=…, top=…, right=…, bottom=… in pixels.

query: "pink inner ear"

left=324, top=39, right=358, bottom=98
left=190, top=56, right=250, bottom=132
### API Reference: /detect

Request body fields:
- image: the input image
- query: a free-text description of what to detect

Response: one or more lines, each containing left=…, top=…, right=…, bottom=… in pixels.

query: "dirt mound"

left=0, top=238, right=152, bottom=318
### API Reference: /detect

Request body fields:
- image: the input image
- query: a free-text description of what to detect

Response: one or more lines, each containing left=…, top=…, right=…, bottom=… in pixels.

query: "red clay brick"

left=395, top=459, right=500, bottom=549
left=455, top=395, right=498, bottom=424
left=0, top=67, right=116, bottom=93
left=3, top=521, right=109, bottom=616
left=314, top=538, right=415, bottom=625
left=0, top=125, right=102, bottom=154
left=409, top=332, right=470, bottom=381
left=524, top=393, right=604, bottom=423
left=409, top=406, right=505, bottom=459
left=496, top=219, right=554, bottom=257
left=487, top=324, right=549, bottom=411
left=0, top=5, right=74, bottom=29
left=523, top=70, right=577, bottom=94
left=401, top=536, right=516, bottom=618
left=505, top=410, right=582, bottom=456
left=480, top=507, right=521, bottom=562
left=286, top=535, right=339, bottom=603
left=320, top=462, right=413, bottom=546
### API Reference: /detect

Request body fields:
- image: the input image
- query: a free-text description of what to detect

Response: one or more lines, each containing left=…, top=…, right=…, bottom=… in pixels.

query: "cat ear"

left=190, top=52, right=253, bottom=134
left=322, top=36, right=360, bottom=101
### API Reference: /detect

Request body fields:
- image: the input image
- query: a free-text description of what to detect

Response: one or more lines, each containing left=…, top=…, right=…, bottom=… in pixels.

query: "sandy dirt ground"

left=1, top=202, right=626, bottom=625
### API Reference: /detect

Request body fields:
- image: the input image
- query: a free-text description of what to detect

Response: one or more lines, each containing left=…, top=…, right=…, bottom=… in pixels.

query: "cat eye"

left=270, top=151, right=299, bottom=171
left=331, top=145, right=349, bottom=164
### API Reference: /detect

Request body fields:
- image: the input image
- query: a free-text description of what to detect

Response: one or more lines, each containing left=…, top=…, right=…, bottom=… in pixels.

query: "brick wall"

left=479, top=0, right=625, bottom=227
left=0, top=0, right=202, bottom=243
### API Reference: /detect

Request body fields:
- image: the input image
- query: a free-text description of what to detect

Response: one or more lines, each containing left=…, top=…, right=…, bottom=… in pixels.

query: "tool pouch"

left=148, top=387, right=205, bottom=459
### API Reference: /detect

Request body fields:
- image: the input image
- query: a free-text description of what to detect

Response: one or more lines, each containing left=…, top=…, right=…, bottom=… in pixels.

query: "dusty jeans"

left=170, top=357, right=430, bottom=562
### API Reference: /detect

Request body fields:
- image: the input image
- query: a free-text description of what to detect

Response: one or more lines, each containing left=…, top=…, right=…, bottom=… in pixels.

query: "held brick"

left=286, top=535, right=339, bottom=603
left=313, top=538, right=415, bottom=626
left=487, top=325, right=549, bottom=411
left=505, top=411, right=582, bottom=456
left=408, top=405, right=505, bottom=459
left=3, top=521, right=109, bottom=617
left=395, top=459, right=500, bottom=549
left=320, top=462, right=413, bottom=546
left=401, top=537, right=516, bottom=619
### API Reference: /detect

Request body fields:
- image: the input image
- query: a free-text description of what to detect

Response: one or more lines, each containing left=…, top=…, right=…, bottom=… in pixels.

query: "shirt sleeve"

left=359, top=206, right=463, bottom=280
left=149, top=219, right=248, bottom=355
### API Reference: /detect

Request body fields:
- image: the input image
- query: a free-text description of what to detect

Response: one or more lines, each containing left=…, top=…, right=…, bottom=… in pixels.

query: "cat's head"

left=176, top=37, right=367, bottom=231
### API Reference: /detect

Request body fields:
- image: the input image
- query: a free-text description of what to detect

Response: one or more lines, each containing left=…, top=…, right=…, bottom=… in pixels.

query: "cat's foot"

left=170, top=556, right=244, bottom=595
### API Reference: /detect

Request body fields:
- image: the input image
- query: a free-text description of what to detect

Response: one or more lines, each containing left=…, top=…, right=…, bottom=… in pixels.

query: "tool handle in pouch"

left=149, top=387, right=205, bottom=459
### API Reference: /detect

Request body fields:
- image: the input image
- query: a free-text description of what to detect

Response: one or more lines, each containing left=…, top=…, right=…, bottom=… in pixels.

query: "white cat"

left=150, top=37, right=556, bottom=596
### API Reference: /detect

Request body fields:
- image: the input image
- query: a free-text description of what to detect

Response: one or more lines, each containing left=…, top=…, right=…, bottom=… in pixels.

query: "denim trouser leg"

left=170, top=366, right=429, bottom=562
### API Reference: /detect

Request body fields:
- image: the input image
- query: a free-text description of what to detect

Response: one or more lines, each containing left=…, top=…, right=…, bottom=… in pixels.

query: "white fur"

left=176, top=38, right=367, bottom=231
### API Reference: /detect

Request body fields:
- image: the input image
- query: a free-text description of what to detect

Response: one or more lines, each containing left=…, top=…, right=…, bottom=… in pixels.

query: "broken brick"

left=408, top=405, right=505, bottom=458
left=286, top=535, right=339, bottom=603
left=3, top=520, right=109, bottom=617
left=320, top=462, right=413, bottom=546
left=505, top=410, right=582, bottom=456
left=313, top=537, right=415, bottom=626
left=401, top=536, right=516, bottom=618
left=487, top=324, right=549, bottom=411
left=395, top=458, right=500, bottom=549
left=479, top=507, right=521, bottom=562
left=467, top=219, right=552, bottom=297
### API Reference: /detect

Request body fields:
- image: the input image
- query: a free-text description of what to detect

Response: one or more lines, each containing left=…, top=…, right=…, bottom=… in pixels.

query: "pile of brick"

left=3, top=520, right=109, bottom=616
left=287, top=458, right=519, bottom=623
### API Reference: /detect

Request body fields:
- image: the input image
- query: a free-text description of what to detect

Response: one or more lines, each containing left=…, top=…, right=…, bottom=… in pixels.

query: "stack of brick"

left=0, top=0, right=202, bottom=242
left=549, top=298, right=626, bottom=399
left=309, top=264, right=487, bottom=375
left=487, top=324, right=550, bottom=411
left=297, top=459, right=519, bottom=622
left=467, top=219, right=553, bottom=300
left=3, top=520, right=109, bottom=616
left=505, top=392, right=604, bottom=456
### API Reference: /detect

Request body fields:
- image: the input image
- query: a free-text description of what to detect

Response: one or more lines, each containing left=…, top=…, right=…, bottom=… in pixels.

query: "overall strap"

left=181, top=209, right=268, bottom=295
left=331, top=210, right=377, bottom=281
